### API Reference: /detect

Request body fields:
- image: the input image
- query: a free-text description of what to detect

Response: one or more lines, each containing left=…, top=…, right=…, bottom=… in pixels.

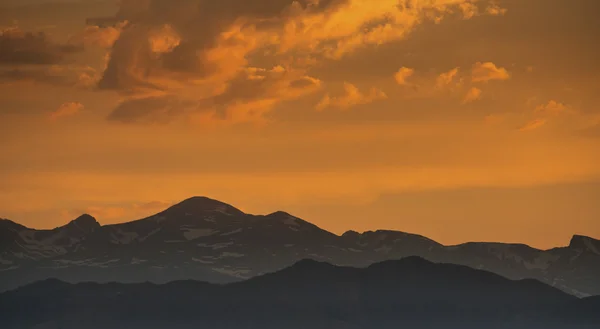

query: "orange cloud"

left=486, top=2, right=508, bottom=16
left=74, top=23, right=126, bottom=49
left=517, top=100, right=575, bottom=132
left=471, top=62, right=510, bottom=83
left=50, top=102, right=84, bottom=120
left=534, top=100, right=570, bottom=116
left=519, top=118, right=546, bottom=132
left=462, top=87, right=482, bottom=104
left=459, top=3, right=479, bottom=19
left=90, top=0, right=506, bottom=124
left=395, top=67, right=415, bottom=86
left=436, top=67, right=460, bottom=88
left=148, top=24, right=180, bottom=53
left=316, top=82, right=387, bottom=111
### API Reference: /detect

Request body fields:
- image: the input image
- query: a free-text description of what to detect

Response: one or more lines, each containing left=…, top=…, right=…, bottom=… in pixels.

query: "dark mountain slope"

left=0, top=257, right=594, bottom=329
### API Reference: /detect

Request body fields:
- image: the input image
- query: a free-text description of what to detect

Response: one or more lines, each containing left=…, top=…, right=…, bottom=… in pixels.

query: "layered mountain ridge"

left=1, top=257, right=599, bottom=329
left=1, top=196, right=599, bottom=297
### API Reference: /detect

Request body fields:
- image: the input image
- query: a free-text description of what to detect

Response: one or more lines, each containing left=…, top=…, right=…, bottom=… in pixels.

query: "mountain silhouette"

left=0, top=257, right=597, bottom=329
left=1, top=196, right=599, bottom=297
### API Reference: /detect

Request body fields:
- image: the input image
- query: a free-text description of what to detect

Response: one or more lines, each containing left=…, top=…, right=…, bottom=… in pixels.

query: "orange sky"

left=1, top=0, right=600, bottom=249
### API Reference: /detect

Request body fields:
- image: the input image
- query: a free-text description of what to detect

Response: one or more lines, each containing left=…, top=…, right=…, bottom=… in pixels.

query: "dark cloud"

left=0, top=27, right=82, bottom=66
left=107, top=95, right=192, bottom=124
left=98, top=25, right=158, bottom=91
left=95, top=0, right=348, bottom=91
left=0, top=65, right=97, bottom=88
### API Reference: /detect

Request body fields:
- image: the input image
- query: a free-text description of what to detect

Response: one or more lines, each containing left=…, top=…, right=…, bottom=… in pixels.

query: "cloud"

left=0, top=26, right=99, bottom=87
left=107, top=65, right=322, bottom=124
left=519, top=118, right=546, bottom=132
left=316, top=82, right=387, bottom=111
left=485, top=2, right=508, bottom=16
left=462, top=87, right=482, bottom=104
left=0, top=26, right=82, bottom=65
left=202, top=66, right=323, bottom=123
left=50, top=102, right=84, bottom=120
left=519, top=100, right=574, bottom=132
left=0, top=65, right=100, bottom=88
left=534, top=100, right=570, bottom=116
left=107, top=95, right=191, bottom=124
left=394, top=67, right=415, bottom=86
left=459, top=2, right=479, bottom=19
left=436, top=67, right=460, bottom=88
left=71, top=23, right=126, bottom=49
left=90, top=0, right=504, bottom=124
left=471, top=62, right=510, bottom=83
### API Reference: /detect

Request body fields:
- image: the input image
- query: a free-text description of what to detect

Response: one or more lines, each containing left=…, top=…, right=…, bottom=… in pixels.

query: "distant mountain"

left=1, top=257, right=597, bottom=329
left=1, top=196, right=599, bottom=297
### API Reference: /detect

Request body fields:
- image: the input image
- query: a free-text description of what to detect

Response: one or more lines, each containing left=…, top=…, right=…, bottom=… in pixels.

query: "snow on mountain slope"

left=1, top=196, right=599, bottom=297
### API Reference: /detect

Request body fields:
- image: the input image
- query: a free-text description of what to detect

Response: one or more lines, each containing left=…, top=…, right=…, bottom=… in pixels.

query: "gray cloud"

left=0, top=27, right=82, bottom=66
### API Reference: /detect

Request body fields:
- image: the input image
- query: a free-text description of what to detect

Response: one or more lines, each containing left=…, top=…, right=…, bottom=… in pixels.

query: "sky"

left=1, top=0, right=599, bottom=249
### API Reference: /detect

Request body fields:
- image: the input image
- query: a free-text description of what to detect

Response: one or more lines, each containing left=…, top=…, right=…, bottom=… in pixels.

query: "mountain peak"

left=164, top=196, right=245, bottom=216
left=569, top=235, right=600, bottom=255
left=342, top=230, right=360, bottom=237
left=66, top=214, right=100, bottom=233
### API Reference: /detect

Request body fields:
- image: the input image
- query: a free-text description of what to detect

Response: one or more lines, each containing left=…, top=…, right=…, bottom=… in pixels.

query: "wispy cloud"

left=316, top=82, right=387, bottom=111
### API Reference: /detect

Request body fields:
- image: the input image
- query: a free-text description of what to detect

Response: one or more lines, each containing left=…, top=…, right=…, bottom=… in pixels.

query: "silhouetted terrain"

left=1, top=196, right=599, bottom=296
left=1, top=257, right=598, bottom=329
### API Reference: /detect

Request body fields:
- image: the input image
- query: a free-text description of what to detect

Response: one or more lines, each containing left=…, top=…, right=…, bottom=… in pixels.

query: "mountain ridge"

left=1, top=257, right=596, bottom=329
left=1, top=195, right=599, bottom=297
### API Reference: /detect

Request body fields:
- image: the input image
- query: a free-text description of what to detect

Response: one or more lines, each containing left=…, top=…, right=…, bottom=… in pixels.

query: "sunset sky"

left=1, top=0, right=599, bottom=249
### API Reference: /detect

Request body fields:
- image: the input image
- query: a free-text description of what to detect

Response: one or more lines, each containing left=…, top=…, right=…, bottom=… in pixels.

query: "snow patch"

left=131, top=258, right=147, bottom=265
left=90, top=259, right=120, bottom=268
left=110, top=229, right=139, bottom=245
left=284, top=216, right=301, bottom=228
left=197, top=242, right=234, bottom=250
left=375, top=246, right=392, bottom=254
left=220, top=252, right=244, bottom=258
left=0, top=265, right=19, bottom=272
left=182, top=228, right=217, bottom=240
left=153, top=216, right=168, bottom=223
left=53, top=259, right=94, bottom=265
left=192, top=257, right=214, bottom=264
left=221, top=228, right=243, bottom=236
left=139, top=228, right=162, bottom=242
left=214, top=205, right=234, bottom=216
left=0, top=257, right=13, bottom=265
left=16, top=230, right=70, bottom=257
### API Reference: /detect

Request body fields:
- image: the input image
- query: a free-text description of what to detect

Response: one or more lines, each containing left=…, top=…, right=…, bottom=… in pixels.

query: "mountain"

left=0, top=257, right=597, bottom=329
left=1, top=196, right=599, bottom=297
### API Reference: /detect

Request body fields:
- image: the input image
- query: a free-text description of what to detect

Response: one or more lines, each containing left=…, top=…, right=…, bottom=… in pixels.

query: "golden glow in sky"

left=1, top=0, right=600, bottom=248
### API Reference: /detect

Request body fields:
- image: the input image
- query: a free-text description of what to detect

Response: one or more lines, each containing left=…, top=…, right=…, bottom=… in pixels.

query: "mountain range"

left=1, top=196, right=599, bottom=296
left=1, top=257, right=599, bottom=329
